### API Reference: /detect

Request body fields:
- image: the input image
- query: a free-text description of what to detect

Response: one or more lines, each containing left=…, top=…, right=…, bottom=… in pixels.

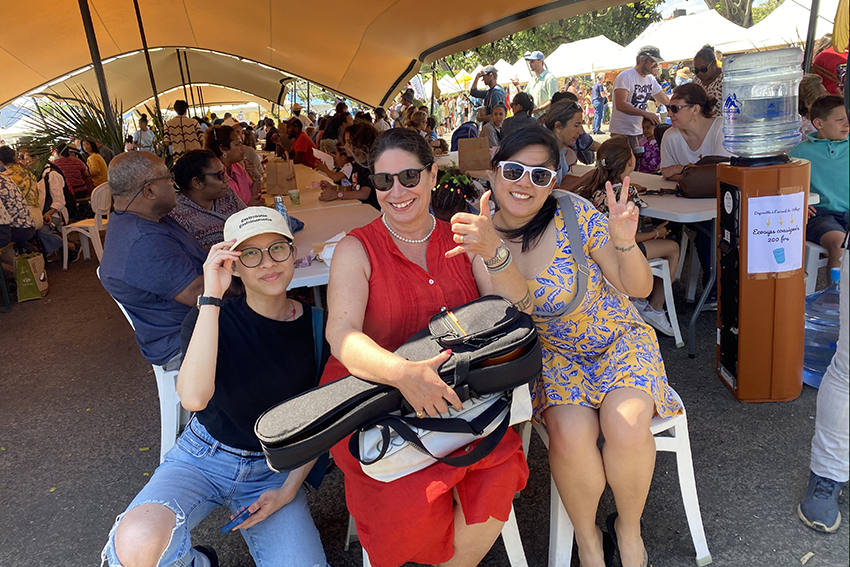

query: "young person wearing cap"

left=101, top=206, right=328, bottom=567
left=609, top=46, right=671, bottom=150
left=470, top=64, right=506, bottom=123
left=512, top=51, right=559, bottom=118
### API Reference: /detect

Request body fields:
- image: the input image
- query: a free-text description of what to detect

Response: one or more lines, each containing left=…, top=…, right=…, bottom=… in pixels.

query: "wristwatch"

left=337, top=191, right=344, bottom=200
left=484, top=241, right=510, bottom=267
left=196, top=296, right=223, bottom=309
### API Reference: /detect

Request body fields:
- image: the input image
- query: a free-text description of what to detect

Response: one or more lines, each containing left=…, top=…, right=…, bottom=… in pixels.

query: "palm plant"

left=19, top=86, right=125, bottom=176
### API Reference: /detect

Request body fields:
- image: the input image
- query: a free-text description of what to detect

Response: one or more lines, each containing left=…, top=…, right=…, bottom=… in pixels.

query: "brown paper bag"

left=266, top=159, right=298, bottom=195
left=458, top=137, right=491, bottom=173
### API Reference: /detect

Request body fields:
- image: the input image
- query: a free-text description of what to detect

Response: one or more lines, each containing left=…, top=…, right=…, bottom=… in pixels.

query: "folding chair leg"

left=62, top=231, right=69, bottom=270
left=80, top=233, right=92, bottom=261
left=345, top=514, right=358, bottom=551
left=676, top=229, right=690, bottom=282
left=673, top=420, right=712, bottom=566
left=88, top=228, right=104, bottom=261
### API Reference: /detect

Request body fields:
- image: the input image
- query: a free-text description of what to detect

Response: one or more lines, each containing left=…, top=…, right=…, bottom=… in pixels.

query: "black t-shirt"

left=180, top=297, right=329, bottom=451
left=351, top=162, right=380, bottom=211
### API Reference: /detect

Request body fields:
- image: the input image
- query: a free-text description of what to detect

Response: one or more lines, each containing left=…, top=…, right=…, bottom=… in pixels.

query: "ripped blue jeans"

left=101, top=418, right=326, bottom=567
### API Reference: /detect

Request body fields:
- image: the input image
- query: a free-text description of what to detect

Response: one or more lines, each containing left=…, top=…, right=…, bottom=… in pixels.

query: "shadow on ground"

left=0, top=252, right=846, bottom=567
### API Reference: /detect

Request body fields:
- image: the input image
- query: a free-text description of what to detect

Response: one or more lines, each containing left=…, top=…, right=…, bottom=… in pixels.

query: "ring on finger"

left=415, top=410, right=425, bottom=418
left=459, top=234, right=464, bottom=245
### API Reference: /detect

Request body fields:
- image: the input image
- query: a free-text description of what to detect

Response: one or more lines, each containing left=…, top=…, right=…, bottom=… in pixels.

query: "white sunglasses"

left=498, top=161, right=557, bottom=188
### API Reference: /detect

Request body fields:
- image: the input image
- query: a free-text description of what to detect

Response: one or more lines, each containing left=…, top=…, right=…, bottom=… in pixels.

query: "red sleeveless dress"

left=320, top=217, right=529, bottom=567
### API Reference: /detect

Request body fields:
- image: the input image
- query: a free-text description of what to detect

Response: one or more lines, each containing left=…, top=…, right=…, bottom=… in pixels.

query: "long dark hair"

left=491, top=126, right=561, bottom=252
left=204, top=125, right=236, bottom=158
left=574, top=136, right=633, bottom=200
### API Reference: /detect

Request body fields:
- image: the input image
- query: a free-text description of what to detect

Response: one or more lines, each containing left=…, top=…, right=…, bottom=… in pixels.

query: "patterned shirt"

left=638, top=139, right=661, bottom=174
left=167, top=189, right=246, bottom=248
left=694, top=72, right=723, bottom=118
left=1, top=163, right=38, bottom=208
left=163, top=115, right=204, bottom=159
left=0, top=176, right=35, bottom=229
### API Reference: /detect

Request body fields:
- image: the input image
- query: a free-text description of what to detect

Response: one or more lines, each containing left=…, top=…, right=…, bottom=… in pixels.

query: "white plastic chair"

left=648, top=258, right=684, bottom=348
left=97, top=268, right=189, bottom=463
left=804, top=241, right=829, bottom=295
left=62, top=182, right=111, bottom=270
left=524, top=389, right=712, bottom=567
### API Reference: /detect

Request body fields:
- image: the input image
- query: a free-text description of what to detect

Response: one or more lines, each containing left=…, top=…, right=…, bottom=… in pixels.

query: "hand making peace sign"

left=606, top=176, right=640, bottom=249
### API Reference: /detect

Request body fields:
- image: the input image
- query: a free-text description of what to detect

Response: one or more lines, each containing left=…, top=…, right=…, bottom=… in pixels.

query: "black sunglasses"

left=694, top=65, right=711, bottom=74
left=369, top=164, right=431, bottom=191
left=668, top=104, right=694, bottom=114
left=198, top=170, right=227, bottom=182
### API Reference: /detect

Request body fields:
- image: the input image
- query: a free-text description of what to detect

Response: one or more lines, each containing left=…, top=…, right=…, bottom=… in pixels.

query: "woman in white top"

left=132, top=114, right=157, bottom=153
left=660, top=83, right=731, bottom=181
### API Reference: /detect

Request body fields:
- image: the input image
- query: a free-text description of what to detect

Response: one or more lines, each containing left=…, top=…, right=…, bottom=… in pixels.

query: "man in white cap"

left=291, top=103, right=312, bottom=130
left=512, top=51, right=559, bottom=118
left=469, top=64, right=506, bottom=123
left=609, top=45, right=671, bottom=150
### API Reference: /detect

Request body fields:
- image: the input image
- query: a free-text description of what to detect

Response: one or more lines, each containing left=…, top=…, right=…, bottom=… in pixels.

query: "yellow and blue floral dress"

left=529, top=198, right=682, bottom=420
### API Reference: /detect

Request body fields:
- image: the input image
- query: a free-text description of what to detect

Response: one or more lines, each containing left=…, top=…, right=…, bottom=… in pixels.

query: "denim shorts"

left=101, top=418, right=326, bottom=567
left=807, top=209, right=849, bottom=245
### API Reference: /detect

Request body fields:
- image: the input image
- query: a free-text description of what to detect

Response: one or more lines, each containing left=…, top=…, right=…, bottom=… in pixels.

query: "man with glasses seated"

left=101, top=207, right=328, bottom=567
left=169, top=150, right=246, bottom=249
left=99, top=151, right=207, bottom=370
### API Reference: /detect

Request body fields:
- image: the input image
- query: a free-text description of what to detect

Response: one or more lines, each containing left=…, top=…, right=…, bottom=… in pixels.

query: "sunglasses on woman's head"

left=668, top=104, right=694, bottom=114
left=369, top=164, right=431, bottom=191
left=498, top=161, right=557, bottom=187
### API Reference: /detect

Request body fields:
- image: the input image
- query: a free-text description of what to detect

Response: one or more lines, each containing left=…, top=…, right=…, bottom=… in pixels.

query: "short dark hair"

left=0, top=146, right=15, bottom=164
left=370, top=127, right=433, bottom=173
left=84, top=139, right=100, bottom=154
left=671, top=83, right=714, bottom=118
left=810, top=95, right=845, bottom=122
left=491, top=126, right=561, bottom=252
left=172, top=149, right=218, bottom=193
left=289, top=118, right=303, bottom=132
left=174, top=100, right=189, bottom=115
left=204, top=125, right=237, bottom=158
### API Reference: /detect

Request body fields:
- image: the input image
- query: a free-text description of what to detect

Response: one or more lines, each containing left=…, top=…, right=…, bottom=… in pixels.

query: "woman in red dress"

left=322, top=128, right=532, bottom=567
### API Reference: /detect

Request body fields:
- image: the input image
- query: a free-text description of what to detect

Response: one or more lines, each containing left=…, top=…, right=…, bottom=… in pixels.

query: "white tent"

left=713, top=0, right=839, bottom=53
left=510, top=57, right=533, bottom=85
left=493, top=59, right=515, bottom=83
left=595, top=10, right=748, bottom=70
left=546, top=35, right=624, bottom=78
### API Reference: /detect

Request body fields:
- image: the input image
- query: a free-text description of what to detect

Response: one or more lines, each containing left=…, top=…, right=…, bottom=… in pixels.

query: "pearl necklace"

left=382, top=213, right=436, bottom=244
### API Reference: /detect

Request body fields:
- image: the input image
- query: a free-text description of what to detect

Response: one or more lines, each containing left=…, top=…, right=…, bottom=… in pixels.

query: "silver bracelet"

left=485, top=248, right=513, bottom=274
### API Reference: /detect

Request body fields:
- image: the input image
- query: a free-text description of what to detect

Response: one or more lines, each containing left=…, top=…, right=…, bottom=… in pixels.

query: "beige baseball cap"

left=224, top=206, right=293, bottom=248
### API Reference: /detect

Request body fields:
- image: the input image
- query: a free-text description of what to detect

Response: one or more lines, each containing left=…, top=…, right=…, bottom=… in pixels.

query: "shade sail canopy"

left=31, top=48, right=294, bottom=113
left=134, top=84, right=276, bottom=113
left=2, top=0, right=632, bottom=109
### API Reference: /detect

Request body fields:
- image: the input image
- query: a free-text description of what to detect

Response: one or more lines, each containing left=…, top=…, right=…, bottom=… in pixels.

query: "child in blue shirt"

left=790, top=95, right=849, bottom=268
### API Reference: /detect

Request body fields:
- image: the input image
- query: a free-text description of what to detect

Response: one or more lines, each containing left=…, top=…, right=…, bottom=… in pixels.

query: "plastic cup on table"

left=288, top=189, right=301, bottom=206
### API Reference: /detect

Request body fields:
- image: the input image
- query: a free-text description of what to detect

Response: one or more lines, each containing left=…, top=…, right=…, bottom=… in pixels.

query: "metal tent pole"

left=132, top=0, right=162, bottom=127
left=176, top=49, right=190, bottom=106
left=803, top=0, right=822, bottom=72
left=77, top=0, right=120, bottom=146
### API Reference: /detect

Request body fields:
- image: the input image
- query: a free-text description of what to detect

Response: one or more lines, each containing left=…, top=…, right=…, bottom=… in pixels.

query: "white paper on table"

left=312, top=148, right=335, bottom=170
left=746, top=192, right=805, bottom=274
left=318, top=231, right=347, bottom=267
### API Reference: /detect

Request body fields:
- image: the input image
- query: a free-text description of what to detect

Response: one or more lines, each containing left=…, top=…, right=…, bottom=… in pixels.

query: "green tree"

left=444, top=0, right=663, bottom=71
left=707, top=0, right=755, bottom=27
left=751, top=0, right=783, bottom=24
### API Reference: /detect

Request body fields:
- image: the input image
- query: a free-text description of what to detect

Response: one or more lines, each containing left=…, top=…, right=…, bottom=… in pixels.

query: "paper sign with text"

left=747, top=192, right=805, bottom=274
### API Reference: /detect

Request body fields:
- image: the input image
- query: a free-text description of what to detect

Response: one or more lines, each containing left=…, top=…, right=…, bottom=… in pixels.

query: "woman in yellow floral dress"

left=489, top=126, right=681, bottom=567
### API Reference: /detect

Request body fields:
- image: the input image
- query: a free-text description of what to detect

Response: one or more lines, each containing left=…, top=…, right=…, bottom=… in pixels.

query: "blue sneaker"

left=798, top=471, right=842, bottom=533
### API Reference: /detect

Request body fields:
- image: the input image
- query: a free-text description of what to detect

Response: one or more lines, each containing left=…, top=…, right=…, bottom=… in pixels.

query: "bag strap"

left=533, top=191, right=589, bottom=318
left=310, top=306, right=324, bottom=385
left=348, top=395, right=511, bottom=468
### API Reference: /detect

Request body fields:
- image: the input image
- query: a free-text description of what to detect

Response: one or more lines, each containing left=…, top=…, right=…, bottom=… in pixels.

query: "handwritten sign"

left=747, top=193, right=805, bottom=274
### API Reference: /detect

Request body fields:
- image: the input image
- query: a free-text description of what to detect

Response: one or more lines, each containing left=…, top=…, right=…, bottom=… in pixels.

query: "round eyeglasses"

left=237, top=241, right=294, bottom=268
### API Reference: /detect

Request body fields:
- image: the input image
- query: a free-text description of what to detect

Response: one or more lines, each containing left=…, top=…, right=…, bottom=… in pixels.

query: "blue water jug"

left=803, top=268, right=841, bottom=388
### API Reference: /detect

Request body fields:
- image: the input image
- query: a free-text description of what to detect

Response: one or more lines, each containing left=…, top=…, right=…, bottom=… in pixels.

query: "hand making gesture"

left=444, top=190, right=501, bottom=261
left=203, top=239, right=241, bottom=299
left=606, top=176, right=640, bottom=250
